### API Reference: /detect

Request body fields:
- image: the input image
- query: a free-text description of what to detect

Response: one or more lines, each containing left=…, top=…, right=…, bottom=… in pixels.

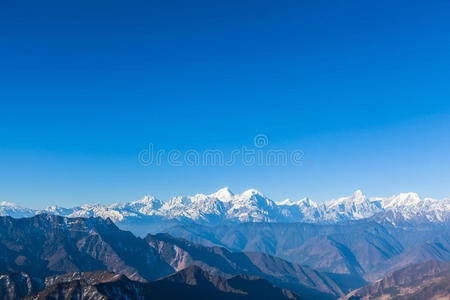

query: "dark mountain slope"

left=0, top=214, right=174, bottom=281
left=146, top=233, right=361, bottom=298
left=0, top=272, right=43, bottom=300
left=0, top=215, right=357, bottom=299
left=340, top=260, right=450, bottom=300
left=18, top=266, right=301, bottom=300
left=165, top=220, right=449, bottom=280
left=154, top=265, right=301, bottom=300
left=365, top=239, right=450, bottom=281
left=165, top=221, right=404, bottom=277
left=25, top=271, right=142, bottom=300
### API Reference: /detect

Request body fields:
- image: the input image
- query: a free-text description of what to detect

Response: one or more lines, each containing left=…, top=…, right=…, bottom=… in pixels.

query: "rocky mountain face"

left=340, top=260, right=450, bottom=300
left=6, top=266, right=301, bottom=300
left=1, top=189, right=449, bottom=235
left=0, top=273, right=43, bottom=300
left=0, top=214, right=363, bottom=299
left=145, top=233, right=360, bottom=299
left=25, top=271, right=142, bottom=300
left=0, top=214, right=174, bottom=281
left=165, top=220, right=450, bottom=281
left=0, top=213, right=448, bottom=299
left=153, top=265, right=301, bottom=300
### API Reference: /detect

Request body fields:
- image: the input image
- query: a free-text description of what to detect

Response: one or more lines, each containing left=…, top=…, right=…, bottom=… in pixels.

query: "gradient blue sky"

left=1, top=0, right=450, bottom=208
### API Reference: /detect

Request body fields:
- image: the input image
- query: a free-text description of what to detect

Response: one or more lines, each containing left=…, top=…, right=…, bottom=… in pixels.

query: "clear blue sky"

left=1, top=0, right=449, bottom=208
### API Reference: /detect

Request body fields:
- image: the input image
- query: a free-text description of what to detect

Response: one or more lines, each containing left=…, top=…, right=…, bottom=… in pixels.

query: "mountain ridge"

left=340, top=260, right=450, bottom=300
left=145, top=232, right=358, bottom=298
left=4, top=267, right=301, bottom=300
left=164, top=220, right=450, bottom=281
left=0, top=214, right=361, bottom=299
left=1, top=188, right=449, bottom=236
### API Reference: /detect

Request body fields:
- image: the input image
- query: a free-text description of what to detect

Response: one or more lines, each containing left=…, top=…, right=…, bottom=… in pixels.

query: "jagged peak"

left=326, top=190, right=367, bottom=208
left=210, top=187, right=235, bottom=202
left=124, top=195, right=163, bottom=211
left=1, top=189, right=448, bottom=227
left=278, top=198, right=293, bottom=206
left=135, top=195, right=158, bottom=203
left=215, top=187, right=234, bottom=195
left=164, top=195, right=190, bottom=205
left=299, top=197, right=317, bottom=207
left=241, top=188, right=264, bottom=198
left=382, top=192, right=422, bottom=208
left=45, top=204, right=60, bottom=210
left=41, top=205, right=72, bottom=214
left=278, top=197, right=313, bottom=207
left=353, top=189, right=364, bottom=198
left=395, top=192, right=421, bottom=200
left=0, top=201, right=20, bottom=207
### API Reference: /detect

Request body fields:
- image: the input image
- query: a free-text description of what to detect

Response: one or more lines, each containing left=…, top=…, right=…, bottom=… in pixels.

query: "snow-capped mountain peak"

left=0, top=201, right=35, bottom=218
left=41, top=205, right=74, bottom=215
left=382, top=192, right=422, bottom=209
left=278, top=198, right=294, bottom=206
left=241, top=188, right=264, bottom=198
left=133, top=195, right=159, bottom=205
left=209, top=187, right=235, bottom=202
left=327, top=190, right=367, bottom=208
left=125, top=196, right=163, bottom=214
left=298, top=197, right=318, bottom=208
left=0, top=189, right=448, bottom=229
left=278, top=197, right=314, bottom=207
left=353, top=189, right=365, bottom=200
left=318, top=190, right=384, bottom=222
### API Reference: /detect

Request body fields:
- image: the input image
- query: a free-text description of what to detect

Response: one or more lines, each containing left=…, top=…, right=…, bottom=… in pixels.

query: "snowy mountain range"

left=1, top=188, right=449, bottom=232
